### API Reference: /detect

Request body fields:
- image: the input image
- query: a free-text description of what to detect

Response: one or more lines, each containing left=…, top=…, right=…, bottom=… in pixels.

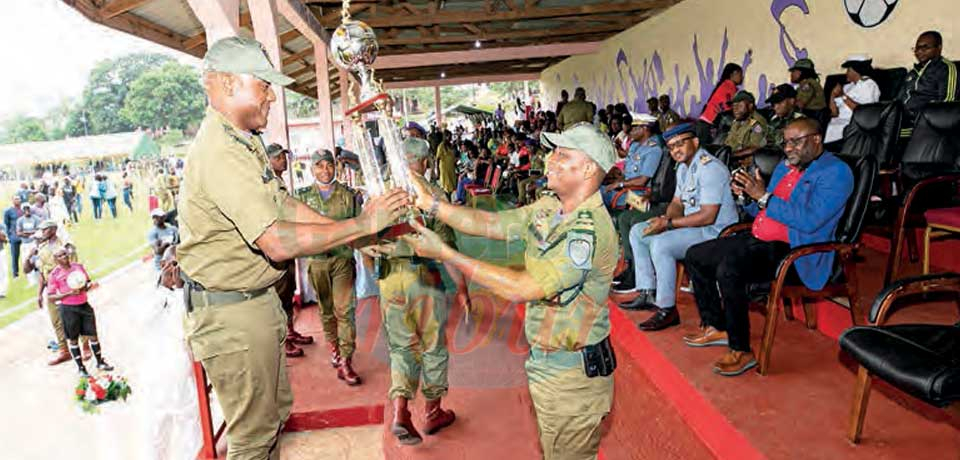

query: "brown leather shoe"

left=423, top=397, right=456, bottom=435
left=284, top=341, right=305, bottom=358
left=391, top=398, right=422, bottom=445
left=327, top=341, right=341, bottom=368
left=683, top=326, right=729, bottom=348
left=337, top=358, right=362, bottom=386
left=48, top=351, right=71, bottom=366
left=713, top=350, right=757, bottom=376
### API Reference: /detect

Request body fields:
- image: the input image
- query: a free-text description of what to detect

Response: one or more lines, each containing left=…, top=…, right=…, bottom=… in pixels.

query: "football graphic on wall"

left=844, top=0, right=899, bottom=28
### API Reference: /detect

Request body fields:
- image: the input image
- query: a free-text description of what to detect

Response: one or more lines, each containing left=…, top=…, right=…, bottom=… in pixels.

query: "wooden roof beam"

left=319, top=0, right=672, bottom=28
left=379, top=22, right=627, bottom=46
left=99, top=0, right=152, bottom=19
left=373, top=41, right=601, bottom=70
left=63, top=0, right=204, bottom=58
left=277, top=0, right=329, bottom=45
left=383, top=72, right=540, bottom=90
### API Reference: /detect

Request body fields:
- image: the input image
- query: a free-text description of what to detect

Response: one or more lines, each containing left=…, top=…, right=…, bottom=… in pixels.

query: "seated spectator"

left=658, top=95, right=680, bottom=132
left=825, top=55, right=881, bottom=145
left=619, top=123, right=738, bottom=331
left=602, top=114, right=662, bottom=210
left=683, top=118, right=853, bottom=376
left=647, top=97, right=661, bottom=119
left=789, top=58, right=827, bottom=113
left=898, top=30, right=958, bottom=125
left=557, top=87, right=595, bottom=130
left=765, top=84, right=806, bottom=147
left=698, top=63, right=743, bottom=143
left=148, top=208, right=179, bottom=270
left=725, top=91, right=769, bottom=160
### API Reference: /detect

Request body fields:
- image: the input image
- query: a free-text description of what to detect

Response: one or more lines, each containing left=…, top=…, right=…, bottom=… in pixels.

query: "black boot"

left=69, top=344, right=89, bottom=377
left=89, top=341, right=113, bottom=372
left=619, top=289, right=657, bottom=311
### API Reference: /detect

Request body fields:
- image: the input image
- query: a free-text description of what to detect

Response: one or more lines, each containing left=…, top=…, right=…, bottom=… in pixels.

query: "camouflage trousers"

left=525, top=351, right=614, bottom=460
left=378, top=259, right=450, bottom=401
left=307, top=257, right=357, bottom=358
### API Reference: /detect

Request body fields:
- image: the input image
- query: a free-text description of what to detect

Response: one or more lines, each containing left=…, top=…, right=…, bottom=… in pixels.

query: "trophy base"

left=345, top=93, right=390, bottom=117
left=377, top=215, right=425, bottom=241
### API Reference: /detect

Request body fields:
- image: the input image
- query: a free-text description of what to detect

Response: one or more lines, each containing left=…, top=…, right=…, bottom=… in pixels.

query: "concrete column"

left=249, top=0, right=290, bottom=150
left=434, top=85, right=442, bottom=127
left=185, top=0, right=240, bottom=45
left=338, top=69, right=352, bottom=150
left=314, top=47, right=335, bottom=151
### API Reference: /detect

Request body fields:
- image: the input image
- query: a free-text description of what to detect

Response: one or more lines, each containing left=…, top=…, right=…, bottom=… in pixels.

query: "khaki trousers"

left=307, top=257, right=357, bottom=358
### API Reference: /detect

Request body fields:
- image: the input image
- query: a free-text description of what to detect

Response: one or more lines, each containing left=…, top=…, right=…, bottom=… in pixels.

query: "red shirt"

left=47, top=263, right=90, bottom=306
left=700, top=80, right=738, bottom=124
left=752, top=167, right=804, bottom=243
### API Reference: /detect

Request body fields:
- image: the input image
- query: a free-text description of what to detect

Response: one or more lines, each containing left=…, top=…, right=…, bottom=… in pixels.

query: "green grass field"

left=0, top=174, right=152, bottom=329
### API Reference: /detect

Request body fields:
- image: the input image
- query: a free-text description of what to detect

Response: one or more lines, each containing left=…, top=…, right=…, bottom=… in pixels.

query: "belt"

left=529, top=346, right=584, bottom=369
left=528, top=336, right=615, bottom=373
left=181, top=270, right=271, bottom=313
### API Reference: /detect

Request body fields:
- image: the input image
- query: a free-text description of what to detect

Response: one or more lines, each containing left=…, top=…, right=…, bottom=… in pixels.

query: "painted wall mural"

left=540, top=0, right=956, bottom=119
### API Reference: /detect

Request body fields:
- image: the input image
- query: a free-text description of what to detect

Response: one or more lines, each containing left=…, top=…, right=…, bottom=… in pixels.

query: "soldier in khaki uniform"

left=296, top=149, right=361, bottom=384
left=178, top=36, right=409, bottom=460
left=789, top=58, right=827, bottom=112
left=725, top=90, right=769, bottom=162
left=36, top=220, right=88, bottom=365
left=765, top=84, right=807, bottom=147
left=403, top=124, right=618, bottom=460
left=154, top=168, right=175, bottom=212
left=557, top=87, right=596, bottom=130
left=371, top=137, right=459, bottom=445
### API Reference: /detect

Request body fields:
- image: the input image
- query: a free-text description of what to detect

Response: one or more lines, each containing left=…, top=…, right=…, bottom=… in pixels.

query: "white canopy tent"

left=0, top=132, right=146, bottom=168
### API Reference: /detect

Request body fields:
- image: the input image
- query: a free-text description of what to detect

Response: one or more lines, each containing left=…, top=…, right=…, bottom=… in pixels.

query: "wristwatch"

left=666, top=217, right=674, bottom=230
left=758, top=192, right=772, bottom=209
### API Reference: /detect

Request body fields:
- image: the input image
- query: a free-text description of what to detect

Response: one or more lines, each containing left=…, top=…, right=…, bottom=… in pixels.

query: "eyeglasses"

left=666, top=136, right=695, bottom=151
left=781, top=133, right=817, bottom=149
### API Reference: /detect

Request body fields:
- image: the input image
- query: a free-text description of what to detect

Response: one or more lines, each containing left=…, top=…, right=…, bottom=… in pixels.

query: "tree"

left=69, top=53, right=175, bottom=136
left=1, top=116, right=48, bottom=144
left=121, top=62, right=205, bottom=131
left=286, top=90, right=318, bottom=118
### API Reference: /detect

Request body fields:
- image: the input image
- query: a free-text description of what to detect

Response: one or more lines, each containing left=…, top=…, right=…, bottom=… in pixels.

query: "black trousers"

left=684, top=233, right=791, bottom=352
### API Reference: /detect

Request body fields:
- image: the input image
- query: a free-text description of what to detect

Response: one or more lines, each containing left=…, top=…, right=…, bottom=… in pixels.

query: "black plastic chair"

left=839, top=272, right=960, bottom=443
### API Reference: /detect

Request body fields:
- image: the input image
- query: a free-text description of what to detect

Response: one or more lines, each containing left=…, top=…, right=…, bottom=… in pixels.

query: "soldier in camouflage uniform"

left=403, top=123, right=619, bottom=460
left=789, top=58, right=827, bottom=112
left=765, top=84, right=806, bottom=147
left=296, top=149, right=362, bottom=385
left=725, top=91, right=769, bottom=163
left=370, top=137, right=458, bottom=445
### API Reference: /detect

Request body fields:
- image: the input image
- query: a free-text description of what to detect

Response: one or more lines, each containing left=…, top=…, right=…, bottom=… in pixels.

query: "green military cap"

left=540, top=122, right=617, bottom=172
left=266, top=143, right=288, bottom=158
left=731, top=90, right=756, bottom=104
left=203, top=36, right=294, bottom=86
left=788, top=58, right=817, bottom=72
left=311, top=149, right=334, bottom=164
left=403, top=137, right=430, bottom=161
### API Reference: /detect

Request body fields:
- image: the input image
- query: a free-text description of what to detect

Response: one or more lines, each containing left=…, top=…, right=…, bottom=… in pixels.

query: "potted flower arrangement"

left=75, top=373, right=132, bottom=413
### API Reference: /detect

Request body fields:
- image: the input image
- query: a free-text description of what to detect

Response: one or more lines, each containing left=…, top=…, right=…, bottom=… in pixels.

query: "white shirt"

left=825, top=77, right=881, bottom=143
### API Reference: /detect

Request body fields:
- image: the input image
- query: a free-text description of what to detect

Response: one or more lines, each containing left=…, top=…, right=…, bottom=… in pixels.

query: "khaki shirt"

left=557, top=100, right=594, bottom=130
left=658, top=109, right=681, bottom=132
left=796, top=77, right=827, bottom=111
left=767, top=111, right=806, bottom=147
left=725, top=112, right=769, bottom=151
left=388, top=181, right=456, bottom=260
left=38, top=237, right=76, bottom=278
left=177, top=107, right=288, bottom=291
left=295, top=182, right=358, bottom=259
left=497, top=192, right=615, bottom=352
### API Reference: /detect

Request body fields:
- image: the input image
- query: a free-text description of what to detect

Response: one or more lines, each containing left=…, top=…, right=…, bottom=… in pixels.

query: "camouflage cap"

left=731, top=90, right=756, bottom=104
left=311, top=149, right=334, bottom=164
left=403, top=137, right=430, bottom=161
left=266, top=143, right=288, bottom=158
left=788, top=58, right=817, bottom=72
left=203, top=36, right=294, bottom=86
left=540, top=122, right=617, bottom=172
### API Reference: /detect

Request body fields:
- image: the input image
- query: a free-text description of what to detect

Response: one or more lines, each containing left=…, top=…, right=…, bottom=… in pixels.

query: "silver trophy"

left=330, top=8, right=420, bottom=237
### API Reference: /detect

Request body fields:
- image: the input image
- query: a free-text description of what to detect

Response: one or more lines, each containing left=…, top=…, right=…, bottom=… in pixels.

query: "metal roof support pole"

left=339, top=69, right=352, bottom=150
left=185, top=0, right=241, bottom=46
left=249, top=0, right=291, bottom=150
left=435, top=85, right=443, bottom=128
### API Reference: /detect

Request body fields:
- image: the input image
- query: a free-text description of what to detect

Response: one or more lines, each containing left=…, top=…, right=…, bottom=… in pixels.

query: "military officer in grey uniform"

left=622, top=123, right=739, bottom=331
left=178, top=36, right=408, bottom=460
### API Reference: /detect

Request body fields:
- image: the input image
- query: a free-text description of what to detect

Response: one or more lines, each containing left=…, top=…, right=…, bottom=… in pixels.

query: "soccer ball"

left=67, top=270, right=88, bottom=290
left=844, top=0, right=899, bottom=28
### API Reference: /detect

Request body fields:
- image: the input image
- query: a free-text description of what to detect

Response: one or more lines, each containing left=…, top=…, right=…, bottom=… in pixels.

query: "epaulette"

left=566, top=210, right=596, bottom=270
left=700, top=154, right=713, bottom=165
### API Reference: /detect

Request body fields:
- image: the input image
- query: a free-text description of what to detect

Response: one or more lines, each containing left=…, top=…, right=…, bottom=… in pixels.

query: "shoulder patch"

left=566, top=210, right=595, bottom=270
left=700, top=154, right=712, bottom=165
left=752, top=124, right=764, bottom=134
left=800, top=82, right=811, bottom=92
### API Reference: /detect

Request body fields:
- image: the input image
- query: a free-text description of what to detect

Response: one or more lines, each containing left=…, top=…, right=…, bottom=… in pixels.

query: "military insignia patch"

left=566, top=233, right=593, bottom=270
left=753, top=124, right=764, bottom=134
left=800, top=83, right=811, bottom=91
left=700, top=154, right=712, bottom=165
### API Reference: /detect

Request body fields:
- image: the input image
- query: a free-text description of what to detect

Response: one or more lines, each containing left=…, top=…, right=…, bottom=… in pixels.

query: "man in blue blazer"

left=682, top=118, right=853, bottom=376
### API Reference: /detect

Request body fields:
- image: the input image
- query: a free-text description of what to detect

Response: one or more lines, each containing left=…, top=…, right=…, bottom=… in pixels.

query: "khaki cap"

left=203, top=36, right=294, bottom=86
left=403, top=137, right=430, bottom=161
left=540, top=122, right=617, bottom=172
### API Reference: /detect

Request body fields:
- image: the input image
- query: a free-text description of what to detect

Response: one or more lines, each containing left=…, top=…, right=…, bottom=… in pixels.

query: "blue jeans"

left=629, top=222, right=714, bottom=308
left=122, top=189, right=133, bottom=211
left=91, top=197, right=102, bottom=219
left=9, top=240, right=20, bottom=277
left=106, top=198, right=117, bottom=218
left=455, top=177, right=475, bottom=203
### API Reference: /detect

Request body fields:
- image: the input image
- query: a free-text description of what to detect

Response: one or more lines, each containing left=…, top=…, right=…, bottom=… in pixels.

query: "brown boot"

left=336, top=357, right=362, bottom=386
left=423, top=397, right=456, bottom=435
left=287, top=316, right=314, bottom=345
left=390, top=398, right=422, bottom=445
left=327, top=341, right=341, bottom=368
left=285, top=340, right=304, bottom=358
left=48, top=351, right=71, bottom=366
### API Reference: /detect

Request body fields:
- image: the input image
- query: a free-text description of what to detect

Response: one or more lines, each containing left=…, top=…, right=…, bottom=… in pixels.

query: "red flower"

left=90, top=382, right=106, bottom=400
left=75, top=389, right=85, bottom=396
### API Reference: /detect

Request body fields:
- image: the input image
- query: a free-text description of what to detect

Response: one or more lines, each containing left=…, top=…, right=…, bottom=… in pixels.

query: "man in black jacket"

left=899, top=31, right=958, bottom=127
